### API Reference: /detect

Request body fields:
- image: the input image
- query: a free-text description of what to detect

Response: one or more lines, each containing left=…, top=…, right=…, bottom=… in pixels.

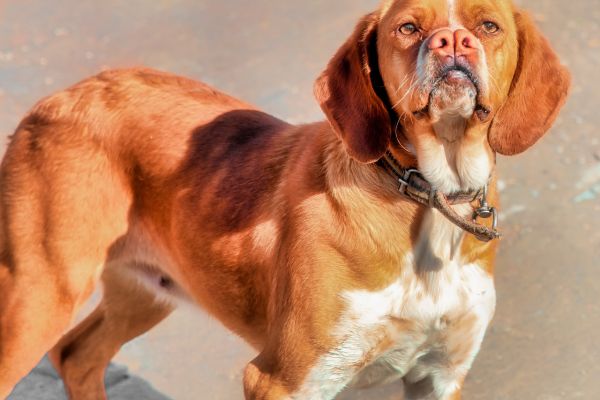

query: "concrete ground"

left=1, top=0, right=599, bottom=399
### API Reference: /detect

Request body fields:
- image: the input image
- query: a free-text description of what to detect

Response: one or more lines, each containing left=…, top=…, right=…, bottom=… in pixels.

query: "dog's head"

left=315, top=0, right=570, bottom=193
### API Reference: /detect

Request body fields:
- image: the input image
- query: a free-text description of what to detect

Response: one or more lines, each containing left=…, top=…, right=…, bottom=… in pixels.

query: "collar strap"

left=378, top=152, right=501, bottom=242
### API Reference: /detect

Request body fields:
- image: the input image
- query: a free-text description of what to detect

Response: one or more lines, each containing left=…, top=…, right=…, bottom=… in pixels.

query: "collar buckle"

left=397, top=168, right=421, bottom=196
left=473, top=184, right=499, bottom=231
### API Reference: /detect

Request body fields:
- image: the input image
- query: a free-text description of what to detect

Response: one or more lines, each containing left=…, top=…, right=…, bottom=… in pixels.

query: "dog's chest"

left=342, top=257, right=496, bottom=388
left=298, top=210, right=496, bottom=398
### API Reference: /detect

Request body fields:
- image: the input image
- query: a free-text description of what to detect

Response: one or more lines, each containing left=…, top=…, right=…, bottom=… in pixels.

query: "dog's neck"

left=397, top=115, right=494, bottom=195
left=324, top=138, right=469, bottom=273
left=321, top=122, right=493, bottom=267
left=377, top=115, right=500, bottom=253
left=432, top=114, right=468, bottom=143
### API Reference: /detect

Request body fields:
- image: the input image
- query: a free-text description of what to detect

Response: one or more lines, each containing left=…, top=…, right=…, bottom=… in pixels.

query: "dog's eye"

left=398, top=23, right=417, bottom=35
left=482, top=21, right=500, bottom=34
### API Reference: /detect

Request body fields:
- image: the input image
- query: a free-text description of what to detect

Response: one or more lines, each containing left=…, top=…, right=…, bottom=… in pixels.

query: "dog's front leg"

left=243, top=355, right=293, bottom=400
left=242, top=302, right=353, bottom=400
left=244, top=353, right=351, bottom=400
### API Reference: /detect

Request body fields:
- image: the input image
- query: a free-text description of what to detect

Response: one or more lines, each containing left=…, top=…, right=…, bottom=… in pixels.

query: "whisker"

left=487, top=74, right=500, bottom=92
left=393, top=74, right=411, bottom=96
left=392, top=75, right=419, bottom=109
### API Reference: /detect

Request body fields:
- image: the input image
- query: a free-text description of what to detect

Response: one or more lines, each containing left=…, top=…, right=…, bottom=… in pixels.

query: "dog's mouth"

left=412, top=66, right=491, bottom=122
left=440, top=66, right=477, bottom=87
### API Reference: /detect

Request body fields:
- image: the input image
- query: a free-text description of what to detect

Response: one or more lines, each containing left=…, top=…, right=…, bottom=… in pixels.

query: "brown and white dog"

left=0, top=0, right=570, bottom=399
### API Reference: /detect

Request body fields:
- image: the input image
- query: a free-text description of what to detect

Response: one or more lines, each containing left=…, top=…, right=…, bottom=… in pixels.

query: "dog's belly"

left=297, top=260, right=496, bottom=399
left=102, top=219, right=193, bottom=304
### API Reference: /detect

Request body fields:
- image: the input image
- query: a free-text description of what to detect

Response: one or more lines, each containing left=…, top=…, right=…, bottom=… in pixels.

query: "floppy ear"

left=314, top=13, right=392, bottom=163
left=488, top=11, right=571, bottom=156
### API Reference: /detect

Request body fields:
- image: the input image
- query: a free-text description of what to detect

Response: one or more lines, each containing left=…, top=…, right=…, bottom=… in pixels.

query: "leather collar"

left=378, top=151, right=501, bottom=242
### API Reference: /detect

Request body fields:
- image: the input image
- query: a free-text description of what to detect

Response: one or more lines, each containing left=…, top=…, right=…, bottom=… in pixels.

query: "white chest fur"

left=296, top=209, right=496, bottom=400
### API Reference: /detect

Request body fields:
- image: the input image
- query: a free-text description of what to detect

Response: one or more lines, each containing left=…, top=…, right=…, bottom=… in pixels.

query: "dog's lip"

left=475, top=104, right=492, bottom=122
left=411, top=66, right=493, bottom=122
left=413, top=101, right=492, bottom=122
left=434, top=66, right=479, bottom=96
left=442, top=69, right=473, bottom=85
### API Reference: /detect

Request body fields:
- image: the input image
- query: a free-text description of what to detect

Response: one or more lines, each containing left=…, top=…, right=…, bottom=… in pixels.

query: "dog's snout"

left=428, top=29, right=480, bottom=64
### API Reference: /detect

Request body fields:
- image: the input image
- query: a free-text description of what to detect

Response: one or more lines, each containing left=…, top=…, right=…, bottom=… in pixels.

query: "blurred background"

left=1, top=0, right=599, bottom=399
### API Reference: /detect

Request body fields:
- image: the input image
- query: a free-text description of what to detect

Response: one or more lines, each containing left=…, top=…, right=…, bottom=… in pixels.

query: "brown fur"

left=0, top=1, right=569, bottom=399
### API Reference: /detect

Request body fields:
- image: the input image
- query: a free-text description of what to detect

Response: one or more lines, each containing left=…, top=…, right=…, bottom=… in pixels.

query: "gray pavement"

left=8, top=357, right=169, bottom=400
left=1, top=1, right=599, bottom=399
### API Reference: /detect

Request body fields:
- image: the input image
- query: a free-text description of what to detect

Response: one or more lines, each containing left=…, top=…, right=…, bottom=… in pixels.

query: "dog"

left=0, top=0, right=570, bottom=399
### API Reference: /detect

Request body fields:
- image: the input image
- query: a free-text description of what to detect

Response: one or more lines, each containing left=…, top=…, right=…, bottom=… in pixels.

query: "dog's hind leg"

left=0, top=129, right=131, bottom=398
left=49, top=264, right=174, bottom=400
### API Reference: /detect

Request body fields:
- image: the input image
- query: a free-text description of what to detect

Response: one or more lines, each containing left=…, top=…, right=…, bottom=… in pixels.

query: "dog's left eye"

left=398, top=23, right=417, bottom=35
left=482, top=21, right=500, bottom=34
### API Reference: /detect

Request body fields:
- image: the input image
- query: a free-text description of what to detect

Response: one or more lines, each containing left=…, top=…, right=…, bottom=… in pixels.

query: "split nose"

left=428, top=28, right=480, bottom=62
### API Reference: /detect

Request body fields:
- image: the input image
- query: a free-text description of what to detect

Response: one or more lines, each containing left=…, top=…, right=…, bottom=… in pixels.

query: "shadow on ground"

left=8, top=357, right=169, bottom=400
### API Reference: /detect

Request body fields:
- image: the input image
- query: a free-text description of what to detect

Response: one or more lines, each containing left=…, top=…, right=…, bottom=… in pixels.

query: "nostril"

left=428, top=29, right=454, bottom=51
left=455, top=29, right=479, bottom=53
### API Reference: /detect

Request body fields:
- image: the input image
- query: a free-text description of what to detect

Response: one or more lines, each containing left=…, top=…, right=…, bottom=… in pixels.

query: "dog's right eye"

left=398, top=23, right=417, bottom=35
